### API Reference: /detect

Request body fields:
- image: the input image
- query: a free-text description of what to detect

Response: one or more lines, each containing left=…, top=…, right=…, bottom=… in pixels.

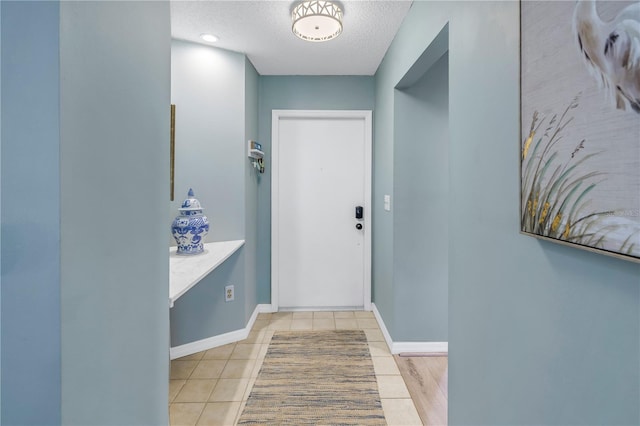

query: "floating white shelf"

left=169, top=240, right=245, bottom=307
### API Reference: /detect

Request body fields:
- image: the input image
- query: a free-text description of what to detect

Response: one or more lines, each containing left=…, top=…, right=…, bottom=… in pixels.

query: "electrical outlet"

left=225, top=285, right=234, bottom=302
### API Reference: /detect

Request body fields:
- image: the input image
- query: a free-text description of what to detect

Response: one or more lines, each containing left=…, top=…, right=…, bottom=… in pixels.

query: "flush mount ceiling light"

left=292, top=0, right=343, bottom=42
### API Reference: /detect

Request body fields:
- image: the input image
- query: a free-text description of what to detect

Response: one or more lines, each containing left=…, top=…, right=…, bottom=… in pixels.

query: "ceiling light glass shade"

left=292, top=0, right=343, bottom=42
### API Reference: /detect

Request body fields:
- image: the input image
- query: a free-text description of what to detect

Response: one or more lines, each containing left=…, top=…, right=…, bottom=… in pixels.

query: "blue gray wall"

left=170, top=40, right=245, bottom=243
left=171, top=251, right=245, bottom=346
left=374, top=2, right=640, bottom=424
left=256, top=76, right=375, bottom=303
left=1, top=2, right=171, bottom=424
left=170, top=41, right=259, bottom=346
left=244, top=58, right=260, bottom=323
left=1, top=2, right=61, bottom=424
left=59, top=2, right=170, bottom=424
left=0, top=1, right=2, bottom=415
left=393, top=52, right=449, bottom=342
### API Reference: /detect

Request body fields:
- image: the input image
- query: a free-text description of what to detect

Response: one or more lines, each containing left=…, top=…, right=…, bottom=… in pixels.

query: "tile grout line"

left=172, top=345, right=234, bottom=426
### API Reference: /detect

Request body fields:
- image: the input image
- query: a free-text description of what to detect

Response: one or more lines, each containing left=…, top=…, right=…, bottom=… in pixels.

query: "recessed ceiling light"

left=200, top=34, right=219, bottom=43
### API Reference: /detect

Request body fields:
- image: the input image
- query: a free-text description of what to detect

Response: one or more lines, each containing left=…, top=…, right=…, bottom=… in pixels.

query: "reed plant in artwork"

left=521, top=95, right=614, bottom=245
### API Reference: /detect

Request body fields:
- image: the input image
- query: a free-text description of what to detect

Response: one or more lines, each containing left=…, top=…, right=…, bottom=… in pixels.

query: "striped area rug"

left=237, top=330, right=386, bottom=425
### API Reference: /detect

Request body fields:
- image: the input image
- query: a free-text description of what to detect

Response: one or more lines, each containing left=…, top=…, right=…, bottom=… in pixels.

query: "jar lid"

left=179, top=188, right=203, bottom=212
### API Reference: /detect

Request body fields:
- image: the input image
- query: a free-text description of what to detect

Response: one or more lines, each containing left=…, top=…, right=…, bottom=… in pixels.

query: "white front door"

left=272, top=110, right=372, bottom=310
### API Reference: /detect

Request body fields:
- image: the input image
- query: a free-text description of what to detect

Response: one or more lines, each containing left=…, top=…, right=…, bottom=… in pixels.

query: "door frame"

left=271, top=109, right=372, bottom=312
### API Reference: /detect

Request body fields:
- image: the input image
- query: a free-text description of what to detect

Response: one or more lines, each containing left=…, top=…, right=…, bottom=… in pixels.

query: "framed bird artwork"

left=520, top=0, right=640, bottom=262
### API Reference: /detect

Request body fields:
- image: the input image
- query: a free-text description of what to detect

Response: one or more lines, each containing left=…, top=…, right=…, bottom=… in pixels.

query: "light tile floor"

left=169, top=311, right=423, bottom=426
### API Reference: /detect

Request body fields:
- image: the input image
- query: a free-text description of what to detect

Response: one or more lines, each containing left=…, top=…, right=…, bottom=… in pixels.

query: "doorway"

left=271, top=110, right=372, bottom=311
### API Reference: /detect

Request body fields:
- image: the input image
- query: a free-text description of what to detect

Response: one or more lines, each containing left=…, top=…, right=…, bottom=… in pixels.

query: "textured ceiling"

left=170, top=1, right=413, bottom=75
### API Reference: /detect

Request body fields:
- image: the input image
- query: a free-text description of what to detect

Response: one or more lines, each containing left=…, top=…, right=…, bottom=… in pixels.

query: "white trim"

left=279, top=306, right=362, bottom=312
left=170, top=327, right=248, bottom=360
left=170, top=304, right=273, bottom=359
left=257, top=303, right=276, bottom=314
left=363, top=111, right=372, bottom=311
left=372, top=303, right=394, bottom=353
left=271, top=110, right=372, bottom=312
left=271, top=110, right=281, bottom=312
left=372, top=303, right=449, bottom=355
left=394, top=341, right=448, bottom=354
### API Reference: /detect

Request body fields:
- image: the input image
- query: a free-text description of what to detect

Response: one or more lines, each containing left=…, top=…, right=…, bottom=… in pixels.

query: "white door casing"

left=272, top=110, right=372, bottom=311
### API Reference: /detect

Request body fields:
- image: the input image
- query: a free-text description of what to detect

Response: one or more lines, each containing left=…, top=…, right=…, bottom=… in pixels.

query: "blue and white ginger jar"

left=172, top=188, right=210, bottom=255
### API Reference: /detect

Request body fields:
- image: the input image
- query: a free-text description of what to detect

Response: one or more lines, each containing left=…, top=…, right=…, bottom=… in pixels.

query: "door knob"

left=356, top=223, right=363, bottom=230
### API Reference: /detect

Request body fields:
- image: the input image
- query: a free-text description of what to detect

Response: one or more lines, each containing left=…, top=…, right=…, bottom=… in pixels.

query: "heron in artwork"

left=573, top=0, right=640, bottom=113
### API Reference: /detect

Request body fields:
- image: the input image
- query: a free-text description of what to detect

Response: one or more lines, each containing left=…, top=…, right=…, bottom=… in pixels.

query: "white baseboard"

left=372, top=303, right=448, bottom=355
left=393, top=341, right=448, bottom=353
left=278, top=306, right=362, bottom=312
left=257, top=303, right=276, bottom=313
left=170, top=303, right=273, bottom=360
left=371, top=303, right=394, bottom=352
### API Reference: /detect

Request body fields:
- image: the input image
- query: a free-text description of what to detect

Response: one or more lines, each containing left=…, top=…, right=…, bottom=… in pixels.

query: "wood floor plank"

left=394, top=355, right=448, bottom=426
left=424, top=356, right=448, bottom=397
